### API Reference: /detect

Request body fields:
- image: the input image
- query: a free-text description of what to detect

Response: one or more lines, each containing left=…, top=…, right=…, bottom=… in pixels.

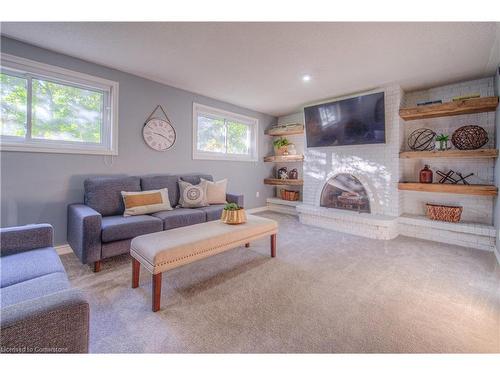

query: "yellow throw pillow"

left=121, top=188, right=172, bottom=216
left=201, top=178, right=227, bottom=204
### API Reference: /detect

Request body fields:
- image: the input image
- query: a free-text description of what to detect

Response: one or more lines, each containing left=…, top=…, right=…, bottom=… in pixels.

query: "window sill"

left=0, top=142, right=118, bottom=156
left=193, top=152, right=257, bottom=162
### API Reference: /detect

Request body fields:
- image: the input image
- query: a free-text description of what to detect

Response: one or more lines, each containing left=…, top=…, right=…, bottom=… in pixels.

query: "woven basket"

left=221, top=208, right=247, bottom=225
left=280, top=190, right=299, bottom=201
left=425, top=204, right=462, bottom=223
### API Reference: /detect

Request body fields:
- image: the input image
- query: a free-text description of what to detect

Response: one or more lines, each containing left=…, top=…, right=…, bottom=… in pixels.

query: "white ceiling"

left=1, top=22, right=499, bottom=116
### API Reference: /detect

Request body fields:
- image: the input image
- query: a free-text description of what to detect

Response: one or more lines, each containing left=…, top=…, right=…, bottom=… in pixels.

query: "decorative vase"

left=419, top=165, right=433, bottom=183
left=274, top=145, right=288, bottom=156
left=221, top=208, right=247, bottom=225
left=435, top=140, right=449, bottom=151
left=286, top=143, right=297, bottom=155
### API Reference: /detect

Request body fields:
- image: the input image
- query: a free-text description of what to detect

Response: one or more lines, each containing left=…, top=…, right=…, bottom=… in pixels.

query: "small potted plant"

left=221, top=202, right=247, bottom=225
left=273, top=137, right=291, bottom=156
left=435, top=134, right=450, bottom=151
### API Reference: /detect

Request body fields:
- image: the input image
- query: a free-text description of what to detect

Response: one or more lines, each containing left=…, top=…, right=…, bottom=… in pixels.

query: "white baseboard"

left=246, top=206, right=269, bottom=214
left=55, top=244, right=73, bottom=255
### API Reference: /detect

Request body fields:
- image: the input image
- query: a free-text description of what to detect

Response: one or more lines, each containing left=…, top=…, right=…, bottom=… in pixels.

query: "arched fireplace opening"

left=320, top=174, right=371, bottom=213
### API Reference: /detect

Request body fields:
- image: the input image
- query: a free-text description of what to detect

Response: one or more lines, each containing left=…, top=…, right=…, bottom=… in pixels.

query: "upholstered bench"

left=130, top=214, right=278, bottom=311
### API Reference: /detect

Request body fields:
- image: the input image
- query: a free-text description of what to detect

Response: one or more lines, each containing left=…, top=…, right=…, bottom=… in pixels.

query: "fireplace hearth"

left=320, top=174, right=370, bottom=213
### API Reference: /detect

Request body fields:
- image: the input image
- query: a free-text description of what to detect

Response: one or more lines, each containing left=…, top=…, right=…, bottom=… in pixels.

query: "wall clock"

left=143, top=105, right=176, bottom=151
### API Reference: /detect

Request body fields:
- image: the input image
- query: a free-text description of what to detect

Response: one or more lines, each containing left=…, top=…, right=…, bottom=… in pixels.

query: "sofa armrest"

left=67, top=204, right=102, bottom=265
left=0, top=224, right=53, bottom=257
left=226, top=193, right=244, bottom=207
left=0, top=288, right=89, bottom=353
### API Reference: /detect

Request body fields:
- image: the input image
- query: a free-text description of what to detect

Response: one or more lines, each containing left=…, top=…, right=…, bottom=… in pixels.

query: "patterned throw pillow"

left=121, top=188, right=173, bottom=216
left=178, top=179, right=209, bottom=208
left=201, top=178, right=227, bottom=204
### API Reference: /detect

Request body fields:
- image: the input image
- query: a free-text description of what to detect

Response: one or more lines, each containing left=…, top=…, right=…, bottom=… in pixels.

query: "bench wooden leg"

left=271, top=234, right=276, bottom=257
left=93, top=260, right=101, bottom=273
left=152, top=273, right=162, bottom=312
left=132, top=258, right=140, bottom=288
left=245, top=243, right=250, bottom=248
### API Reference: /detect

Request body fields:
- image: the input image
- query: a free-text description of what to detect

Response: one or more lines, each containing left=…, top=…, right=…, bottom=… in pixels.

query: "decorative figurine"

left=419, top=165, right=433, bottom=183
left=277, top=167, right=288, bottom=179
left=288, top=168, right=298, bottom=179
left=455, top=172, right=474, bottom=185
left=436, top=170, right=474, bottom=185
left=437, top=170, right=456, bottom=184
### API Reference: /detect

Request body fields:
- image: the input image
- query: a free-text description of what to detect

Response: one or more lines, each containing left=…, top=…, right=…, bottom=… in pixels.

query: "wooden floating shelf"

left=264, top=178, right=304, bottom=186
left=399, top=149, right=498, bottom=159
left=264, top=154, right=304, bottom=162
left=398, top=182, right=498, bottom=196
left=265, top=125, right=304, bottom=136
left=399, top=96, right=499, bottom=121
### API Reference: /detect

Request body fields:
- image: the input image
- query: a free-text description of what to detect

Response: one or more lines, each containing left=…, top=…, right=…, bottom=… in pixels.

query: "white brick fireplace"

left=297, top=85, right=403, bottom=240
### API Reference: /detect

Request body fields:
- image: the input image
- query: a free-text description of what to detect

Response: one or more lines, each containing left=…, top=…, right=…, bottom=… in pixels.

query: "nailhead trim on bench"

left=132, top=230, right=277, bottom=270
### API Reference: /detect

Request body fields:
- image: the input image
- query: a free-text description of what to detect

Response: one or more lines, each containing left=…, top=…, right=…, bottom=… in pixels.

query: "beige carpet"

left=61, top=212, right=500, bottom=353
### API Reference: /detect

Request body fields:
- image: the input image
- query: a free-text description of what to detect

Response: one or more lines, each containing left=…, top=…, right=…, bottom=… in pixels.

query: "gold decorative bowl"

left=221, top=208, right=247, bottom=225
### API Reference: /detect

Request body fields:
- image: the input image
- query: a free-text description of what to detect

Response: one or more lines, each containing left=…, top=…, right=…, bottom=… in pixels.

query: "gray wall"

left=0, top=37, right=276, bottom=245
left=495, top=66, right=500, bottom=250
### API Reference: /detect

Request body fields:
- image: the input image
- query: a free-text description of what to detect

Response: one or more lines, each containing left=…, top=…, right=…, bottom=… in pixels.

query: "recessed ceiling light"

left=302, top=74, right=311, bottom=82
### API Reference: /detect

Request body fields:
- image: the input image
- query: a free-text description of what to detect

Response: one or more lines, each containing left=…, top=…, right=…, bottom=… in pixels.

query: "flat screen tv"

left=304, top=92, right=385, bottom=147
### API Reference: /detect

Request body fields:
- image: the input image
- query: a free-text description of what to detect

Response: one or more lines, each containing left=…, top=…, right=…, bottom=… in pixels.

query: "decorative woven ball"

left=451, top=125, right=488, bottom=150
left=408, top=128, right=436, bottom=151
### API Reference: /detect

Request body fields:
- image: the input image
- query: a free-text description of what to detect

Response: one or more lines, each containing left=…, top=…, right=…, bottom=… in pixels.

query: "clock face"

left=143, top=118, right=176, bottom=151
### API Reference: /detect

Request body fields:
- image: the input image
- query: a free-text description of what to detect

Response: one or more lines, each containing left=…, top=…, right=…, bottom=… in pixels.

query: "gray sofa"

left=67, top=173, right=244, bottom=272
left=0, top=224, right=89, bottom=353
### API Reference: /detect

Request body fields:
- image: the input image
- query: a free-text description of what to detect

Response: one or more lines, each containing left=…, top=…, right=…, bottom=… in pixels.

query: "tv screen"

left=304, top=92, right=385, bottom=147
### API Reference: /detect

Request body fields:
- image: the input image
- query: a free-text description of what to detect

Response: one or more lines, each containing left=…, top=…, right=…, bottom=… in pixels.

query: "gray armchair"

left=1, top=224, right=89, bottom=353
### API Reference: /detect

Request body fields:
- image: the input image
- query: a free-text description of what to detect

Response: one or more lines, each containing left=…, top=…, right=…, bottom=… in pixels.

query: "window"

left=0, top=54, right=118, bottom=155
left=193, top=103, right=258, bottom=161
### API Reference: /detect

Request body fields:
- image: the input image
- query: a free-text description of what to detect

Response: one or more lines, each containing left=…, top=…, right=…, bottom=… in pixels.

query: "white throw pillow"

left=178, top=179, right=209, bottom=208
left=121, top=188, right=172, bottom=216
left=201, top=178, right=227, bottom=205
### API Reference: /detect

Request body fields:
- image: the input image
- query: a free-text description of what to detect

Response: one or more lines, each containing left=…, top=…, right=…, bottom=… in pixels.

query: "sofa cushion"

left=197, top=204, right=226, bottom=221
left=178, top=179, right=209, bottom=208
left=202, top=178, right=228, bottom=204
left=1, top=247, right=65, bottom=288
left=122, top=188, right=173, bottom=216
left=101, top=215, right=163, bottom=243
left=179, top=173, right=213, bottom=185
left=151, top=208, right=206, bottom=230
left=0, top=272, right=70, bottom=308
left=140, top=175, right=180, bottom=207
left=85, top=176, right=141, bottom=216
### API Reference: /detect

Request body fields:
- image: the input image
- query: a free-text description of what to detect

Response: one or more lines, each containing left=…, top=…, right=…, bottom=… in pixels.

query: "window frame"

left=192, top=102, right=258, bottom=162
left=0, top=53, right=119, bottom=155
